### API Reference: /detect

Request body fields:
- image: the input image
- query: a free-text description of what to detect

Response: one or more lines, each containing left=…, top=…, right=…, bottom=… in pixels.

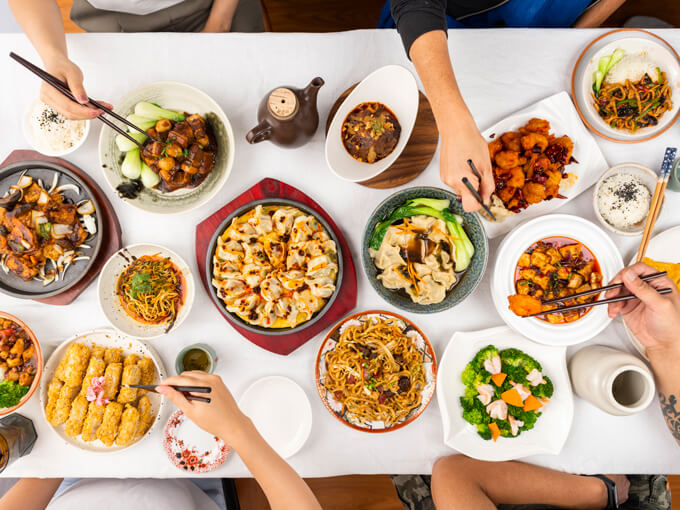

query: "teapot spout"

left=302, top=77, right=324, bottom=102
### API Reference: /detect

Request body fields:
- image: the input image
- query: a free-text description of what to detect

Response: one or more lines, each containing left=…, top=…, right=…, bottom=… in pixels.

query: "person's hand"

left=41, top=53, right=110, bottom=120
left=156, top=371, right=252, bottom=445
left=606, top=262, right=680, bottom=353
left=439, top=116, right=494, bottom=212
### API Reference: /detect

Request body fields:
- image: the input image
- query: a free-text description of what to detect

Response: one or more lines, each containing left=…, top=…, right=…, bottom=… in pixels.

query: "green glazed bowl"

left=361, top=187, right=488, bottom=314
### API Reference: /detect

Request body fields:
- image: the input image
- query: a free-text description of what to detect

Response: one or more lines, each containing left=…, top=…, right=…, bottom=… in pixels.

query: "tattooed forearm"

left=658, top=392, right=680, bottom=442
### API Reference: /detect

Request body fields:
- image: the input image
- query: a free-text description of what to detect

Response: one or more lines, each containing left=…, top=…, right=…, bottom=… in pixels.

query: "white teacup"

left=569, top=345, right=655, bottom=416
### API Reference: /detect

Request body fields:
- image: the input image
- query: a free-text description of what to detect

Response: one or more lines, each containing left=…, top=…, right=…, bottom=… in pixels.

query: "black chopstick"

left=541, top=271, right=667, bottom=305
left=9, top=52, right=160, bottom=147
left=127, top=384, right=212, bottom=394
left=464, top=159, right=496, bottom=220
left=522, top=287, right=673, bottom=318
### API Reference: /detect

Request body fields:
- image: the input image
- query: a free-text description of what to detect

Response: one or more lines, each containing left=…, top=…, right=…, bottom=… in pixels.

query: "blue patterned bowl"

left=361, top=187, right=488, bottom=313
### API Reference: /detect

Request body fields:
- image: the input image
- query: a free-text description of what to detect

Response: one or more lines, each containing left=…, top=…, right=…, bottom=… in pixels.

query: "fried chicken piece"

left=521, top=133, right=548, bottom=152
left=524, top=118, right=551, bottom=135
left=495, top=151, right=520, bottom=170
left=546, top=136, right=574, bottom=165
left=508, top=294, right=543, bottom=317
left=497, top=185, right=516, bottom=203
left=488, top=139, right=503, bottom=160
left=501, top=132, right=522, bottom=152
left=506, top=167, right=525, bottom=188
left=523, top=182, right=547, bottom=204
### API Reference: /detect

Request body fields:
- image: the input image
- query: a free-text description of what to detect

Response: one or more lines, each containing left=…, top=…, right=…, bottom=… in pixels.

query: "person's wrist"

left=219, top=413, right=254, bottom=447
left=646, top=342, right=680, bottom=373
left=582, top=475, right=610, bottom=508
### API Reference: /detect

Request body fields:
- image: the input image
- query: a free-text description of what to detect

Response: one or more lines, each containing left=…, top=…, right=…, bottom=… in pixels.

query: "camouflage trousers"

left=391, top=474, right=670, bottom=510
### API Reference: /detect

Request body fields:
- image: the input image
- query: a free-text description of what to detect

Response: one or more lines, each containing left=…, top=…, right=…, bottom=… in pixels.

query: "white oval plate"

left=325, top=65, right=419, bottom=183
left=625, top=225, right=680, bottom=357
left=98, top=244, right=195, bottom=339
left=572, top=29, right=680, bottom=143
left=437, top=326, right=573, bottom=462
left=238, top=375, right=312, bottom=459
left=492, top=214, right=623, bottom=346
left=39, top=328, right=166, bottom=453
left=98, top=81, right=235, bottom=215
left=480, top=91, right=609, bottom=239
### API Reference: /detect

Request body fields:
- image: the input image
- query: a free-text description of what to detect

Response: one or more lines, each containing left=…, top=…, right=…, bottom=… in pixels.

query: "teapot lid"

left=267, top=88, right=298, bottom=120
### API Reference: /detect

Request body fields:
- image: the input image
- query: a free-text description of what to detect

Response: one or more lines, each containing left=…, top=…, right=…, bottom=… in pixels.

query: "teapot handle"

left=246, top=120, right=273, bottom=144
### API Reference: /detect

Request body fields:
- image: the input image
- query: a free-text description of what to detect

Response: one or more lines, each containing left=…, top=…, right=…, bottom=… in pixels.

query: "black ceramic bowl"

left=361, top=186, right=488, bottom=314
left=0, top=161, right=103, bottom=299
left=205, top=198, right=344, bottom=336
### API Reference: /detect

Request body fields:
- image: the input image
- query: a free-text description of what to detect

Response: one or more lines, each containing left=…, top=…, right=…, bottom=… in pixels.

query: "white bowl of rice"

left=23, top=99, right=90, bottom=157
left=592, top=163, right=656, bottom=236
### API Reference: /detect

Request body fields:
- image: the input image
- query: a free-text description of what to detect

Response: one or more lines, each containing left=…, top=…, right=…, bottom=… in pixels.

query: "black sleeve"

left=390, top=0, right=448, bottom=58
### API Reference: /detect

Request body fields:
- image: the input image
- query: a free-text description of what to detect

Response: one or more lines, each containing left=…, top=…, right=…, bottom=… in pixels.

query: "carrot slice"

left=523, top=394, right=543, bottom=412
left=491, top=372, right=507, bottom=387
left=488, top=422, right=501, bottom=442
left=501, top=388, right=524, bottom=407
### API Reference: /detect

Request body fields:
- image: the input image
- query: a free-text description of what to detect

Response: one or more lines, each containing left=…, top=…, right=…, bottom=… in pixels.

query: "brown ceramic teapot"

left=246, top=77, right=324, bottom=148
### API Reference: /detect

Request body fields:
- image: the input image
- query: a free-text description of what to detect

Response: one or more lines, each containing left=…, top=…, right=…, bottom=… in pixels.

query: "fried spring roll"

left=91, top=346, right=105, bottom=360
left=117, top=364, right=141, bottom=404
left=102, top=362, right=123, bottom=401
left=79, top=356, right=106, bottom=397
left=81, top=402, right=106, bottom=442
left=133, top=395, right=154, bottom=440
left=64, top=395, right=89, bottom=438
left=45, top=378, right=64, bottom=423
left=54, top=343, right=80, bottom=381
left=104, top=347, right=123, bottom=365
left=137, top=357, right=155, bottom=395
left=62, top=343, right=91, bottom=387
left=96, top=401, right=123, bottom=446
left=123, top=354, right=140, bottom=367
left=115, top=405, right=140, bottom=446
left=50, top=384, right=78, bottom=426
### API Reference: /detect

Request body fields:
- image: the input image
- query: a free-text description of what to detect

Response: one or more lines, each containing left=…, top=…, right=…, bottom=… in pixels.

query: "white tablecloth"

left=0, top=29, right=679, bottom=478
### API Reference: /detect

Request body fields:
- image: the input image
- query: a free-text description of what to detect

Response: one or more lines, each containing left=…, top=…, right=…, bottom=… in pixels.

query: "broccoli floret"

left=504, top=365, right=528, bottom=385
left=532, top=376, right=554, bottom=399
left=463, top=407, right=487, bottom=425
left=476, top=424, right=492, bottom=440
left=460, top=395, right=475, bottom=411
left=496, top=419, right=513, bottom=438
left=472, top=345, right=500, bottom=371
left=519, top=410, right=540, bottom=431
left=500, top=348, right=542, bottom=373
left=461, top=365, right=492, bottom=388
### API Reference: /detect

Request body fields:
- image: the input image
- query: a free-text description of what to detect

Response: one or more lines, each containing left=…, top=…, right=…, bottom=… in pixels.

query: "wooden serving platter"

left=326, top=84, right=439, bottom=189
left=0, top=150, right=122, bottom=306
left=195, top=178, right=357, bottom=356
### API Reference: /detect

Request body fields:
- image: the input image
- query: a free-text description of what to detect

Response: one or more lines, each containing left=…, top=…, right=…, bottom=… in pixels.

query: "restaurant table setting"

left=0, top=28, right=680, bottom=478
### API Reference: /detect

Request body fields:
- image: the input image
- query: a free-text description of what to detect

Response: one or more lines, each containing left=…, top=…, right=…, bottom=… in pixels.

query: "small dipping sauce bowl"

left=175, top=343, right=217, bottom=374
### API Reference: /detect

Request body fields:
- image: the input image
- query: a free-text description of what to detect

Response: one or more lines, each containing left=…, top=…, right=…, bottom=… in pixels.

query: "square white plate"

left=437, top=326, right=573, bottom=461
left=480, top=91, right=608, bottom=239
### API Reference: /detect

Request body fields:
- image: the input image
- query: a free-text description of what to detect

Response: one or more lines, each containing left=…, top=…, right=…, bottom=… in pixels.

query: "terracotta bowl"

left=0, top=312, right=43, bottom=416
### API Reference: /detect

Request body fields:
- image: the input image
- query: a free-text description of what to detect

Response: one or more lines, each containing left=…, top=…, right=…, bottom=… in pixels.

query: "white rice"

left=30, top=102, right=86, bottom=153
left=605, top=54, right=659, bottom=84
left=597, top=173, right=651, bottom=229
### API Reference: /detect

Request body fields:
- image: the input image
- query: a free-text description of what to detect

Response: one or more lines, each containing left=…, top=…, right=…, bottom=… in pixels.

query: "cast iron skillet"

left=205, top=198, right=344, bottom=336
left=0, top=161, right=103, bottom=299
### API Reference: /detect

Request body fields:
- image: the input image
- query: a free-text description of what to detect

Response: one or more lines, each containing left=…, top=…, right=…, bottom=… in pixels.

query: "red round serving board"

left=195, top=178, right=358, bottom=355
left=0, top=149, right=122, bottom=306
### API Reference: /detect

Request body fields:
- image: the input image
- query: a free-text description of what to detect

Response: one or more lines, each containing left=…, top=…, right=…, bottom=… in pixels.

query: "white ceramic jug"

left=568, top=345, right=655, bottom=416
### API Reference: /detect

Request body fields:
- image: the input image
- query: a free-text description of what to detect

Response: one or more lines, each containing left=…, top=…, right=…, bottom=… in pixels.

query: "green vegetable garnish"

left=593, top=48, right=625, bottom=96
left=38, top=222, right=51, bottom=240
left=129, top=272, right=152, bottom=299
left=370, top=118, right=383, bottom=136
left=369, top=197, right=475, bottom=272
left=134, top=101, right=185, bottom=122
left=0, top=380, right=30, bottom=408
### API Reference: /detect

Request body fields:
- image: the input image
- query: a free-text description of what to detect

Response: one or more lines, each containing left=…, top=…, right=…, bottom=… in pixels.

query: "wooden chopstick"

left=523, top=287, right=673, bottom=318
left=636, top=147, right=677, bottom=262
left=8, top=52, right=159, bottom=148
left=541, top=271, right=667, bottom=305
left=125, top=384, right=212, bottom=403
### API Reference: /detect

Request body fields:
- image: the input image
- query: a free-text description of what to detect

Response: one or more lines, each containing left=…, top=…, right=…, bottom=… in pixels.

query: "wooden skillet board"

left=325, top=84, right=439, bottom=189
left=0, top=150, right=122, bottom=305
left=195, top=177, right=358, bottom=355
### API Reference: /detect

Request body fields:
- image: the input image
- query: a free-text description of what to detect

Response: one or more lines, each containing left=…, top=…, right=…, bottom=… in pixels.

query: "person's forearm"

left=226, top=419, right=321, bottom=510
left=203, top=0, right=239, bottom=32
left=0, top=478, right=63, bottom=510
left=409, top=30, right=476, bottom=137
left=648, top=346, right=680, bottom=445
left=573, top=0, right=626, bottom=28
left=8, top=0, right=67, bottom=62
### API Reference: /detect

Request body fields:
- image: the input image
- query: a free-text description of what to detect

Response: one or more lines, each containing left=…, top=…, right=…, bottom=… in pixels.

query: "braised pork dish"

left=487, top=118, right=577, bottom=219
left=0, top=172, right=96, bottom=285
left=341, top=102, right=401, bottom=164
left=507, top=237, right=603, bottom=324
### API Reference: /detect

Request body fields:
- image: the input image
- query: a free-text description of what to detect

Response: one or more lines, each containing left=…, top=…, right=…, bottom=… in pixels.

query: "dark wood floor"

left=52, top=0, right=679, bottom=508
